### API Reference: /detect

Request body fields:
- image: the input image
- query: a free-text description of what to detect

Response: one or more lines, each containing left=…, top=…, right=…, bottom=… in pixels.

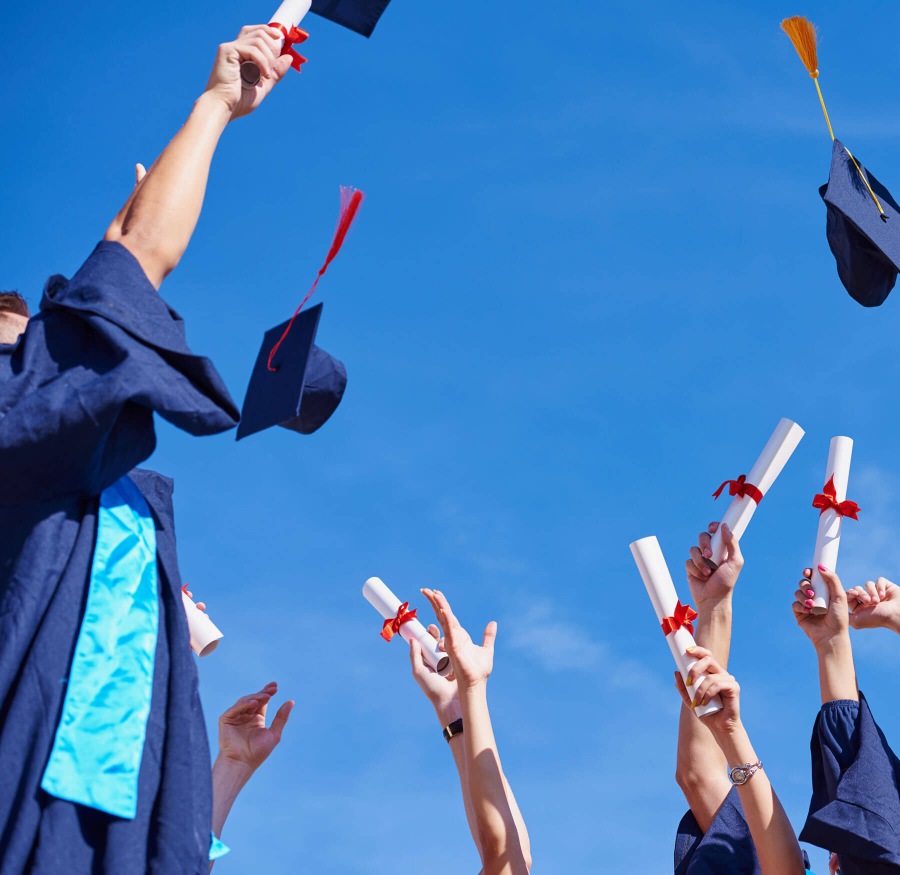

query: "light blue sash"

left=209, top=832, right=231, bottom=860
left=41, top=476, right=158, bottom=819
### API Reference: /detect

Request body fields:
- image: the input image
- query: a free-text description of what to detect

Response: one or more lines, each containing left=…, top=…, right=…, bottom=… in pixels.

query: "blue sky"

left=5, top=1, right=900, bottom=871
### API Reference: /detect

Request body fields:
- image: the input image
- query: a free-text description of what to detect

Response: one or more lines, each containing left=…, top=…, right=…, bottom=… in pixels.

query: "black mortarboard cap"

left=819, top=139, right=900, bottom=307
left=311, top=0, right=393, bottom=37
left=237, top=303, right=347, bottom=440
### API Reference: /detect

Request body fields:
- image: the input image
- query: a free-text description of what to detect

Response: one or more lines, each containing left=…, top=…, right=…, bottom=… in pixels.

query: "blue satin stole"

left=41, top=476, right=158, bottom=819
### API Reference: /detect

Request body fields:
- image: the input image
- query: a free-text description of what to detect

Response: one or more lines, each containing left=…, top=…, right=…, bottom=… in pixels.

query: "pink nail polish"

left=806, top=590, right=815, bottom=598
left=818, top=564, right=829, bottom=572
left=805, top=599, right=813, bottom=607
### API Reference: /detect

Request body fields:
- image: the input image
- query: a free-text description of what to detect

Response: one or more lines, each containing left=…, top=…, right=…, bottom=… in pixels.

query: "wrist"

left=697, top=596, right=733, bottom=618
left=213, top=753, right=255, bottom=789
left=194, top=90, right=234, bottom=129
left=815, top=631, right=852, bottom=658
left=433, top=702, right=462, bottom=727
left=710, top=722, right=754, bottom=764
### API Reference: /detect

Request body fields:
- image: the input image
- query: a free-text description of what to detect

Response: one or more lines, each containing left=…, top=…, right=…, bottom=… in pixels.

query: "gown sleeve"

left=799, top=693, right=900, bottom=869
left=0, top=241, right=239, bottom=504
left=674, top=787, right=761, bottom=875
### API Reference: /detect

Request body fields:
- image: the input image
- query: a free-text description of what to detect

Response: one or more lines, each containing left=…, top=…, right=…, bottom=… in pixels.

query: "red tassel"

left=267, top=186, right=365, bottom=371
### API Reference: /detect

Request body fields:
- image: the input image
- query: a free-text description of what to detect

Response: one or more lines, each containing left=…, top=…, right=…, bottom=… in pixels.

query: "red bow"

left=661, top=600, right=698, bottom=637
left=270, top=21, right=309, bottom=71
left=812, top=475, right=860, bottom=520
left=712, top=474, right=763, bottom=505
left=381, top=602, right=417, bottom=642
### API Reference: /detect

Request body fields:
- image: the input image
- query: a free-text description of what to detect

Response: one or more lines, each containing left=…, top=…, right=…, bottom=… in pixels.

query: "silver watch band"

left=727, top=760, right=763, bottom=786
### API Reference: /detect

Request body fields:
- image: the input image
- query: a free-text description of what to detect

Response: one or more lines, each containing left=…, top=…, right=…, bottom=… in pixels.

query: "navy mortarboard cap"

left=782, top=16, right=900, bottom=306
left=820, top=140, right=900, bottom=307
left=312, top=0, right=393, bottom=37
left=237, top=187, right=363, bottom=441
left=237, top=303, right=347, bottom=440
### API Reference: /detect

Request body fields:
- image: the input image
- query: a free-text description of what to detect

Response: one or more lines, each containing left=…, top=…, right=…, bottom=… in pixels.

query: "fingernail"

left=804, top=606, right=811, bottom=613
left=818, top=564, right=829, bottom=572
left=703, top=567, right=711, bottom=576
left=685, top=675, right=693, bottom=686
left=805, top=599, right=813, bottom=607
left=691, top=697, right=698, bottom=708
left=686, top=645, right=695, bottom=653
left=806, top=589, right=815, bottom=598
left=703, top=549, right=712, bottom=558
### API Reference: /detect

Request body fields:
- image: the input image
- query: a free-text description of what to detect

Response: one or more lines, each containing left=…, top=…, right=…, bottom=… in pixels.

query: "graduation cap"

left=782, top=16, right=900, bottom=307
left=311, top=0, right=393, bottom=37
left=237, top=187, right=363, bottom=441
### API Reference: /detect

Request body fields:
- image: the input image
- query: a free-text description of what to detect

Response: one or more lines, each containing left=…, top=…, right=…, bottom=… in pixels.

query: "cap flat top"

left=310, top=0, right=392, bottom=37
left=237, top=303, right=323, bottom=441
left=821, top=139, right=900, bottom=306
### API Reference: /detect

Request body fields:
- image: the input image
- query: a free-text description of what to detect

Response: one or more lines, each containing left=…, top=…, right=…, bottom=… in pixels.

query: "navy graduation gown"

left=800, top=694, right=900, bottom=875
left=675, top=788, right=811, bottom=874
left=0, top=242, right=238, bottom=873
left=675, top=787, right=761, bottom=874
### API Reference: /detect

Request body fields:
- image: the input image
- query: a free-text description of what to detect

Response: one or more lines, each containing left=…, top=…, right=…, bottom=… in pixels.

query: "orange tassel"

left=781, top=16, right=820, bottom=77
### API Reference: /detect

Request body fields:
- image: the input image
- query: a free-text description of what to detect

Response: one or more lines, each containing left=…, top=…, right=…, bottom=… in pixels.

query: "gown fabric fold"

left=0, top=241, right=238, bottom=873
left=800, top=694, right=900, bottom=875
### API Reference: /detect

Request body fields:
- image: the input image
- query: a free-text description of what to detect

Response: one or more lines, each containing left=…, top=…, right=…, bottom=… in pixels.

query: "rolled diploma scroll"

left=811, top=436, right=854, bottom=614
left=240, top=0, right=312, bottom=87
left=709, top=418, right=805, bottom=566
left=630, top=536, right=722, bottom=718
left=363, top=577, right=452, bottom=677
left=181, top=590, right=223, bottom=657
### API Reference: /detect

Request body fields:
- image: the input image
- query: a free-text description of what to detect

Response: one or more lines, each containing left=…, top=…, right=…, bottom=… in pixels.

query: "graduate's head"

left=0, top=292, right=30, bottom=344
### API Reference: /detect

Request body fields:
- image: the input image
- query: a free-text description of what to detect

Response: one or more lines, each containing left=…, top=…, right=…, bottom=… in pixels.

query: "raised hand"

left=421, top=588, right=496, bottom=690
left=409, top=624, right=461, bottom=725
left=675, top=646, right=741, bottom=736
left=205, top=25, right=293, bottom=120
left=217, top=682, right=294, bottom=774
left=792, top=566, right=850, bottom=650
left=847, top=577, right=900, bottom=633
left=685, top=522, right=743, bottom=609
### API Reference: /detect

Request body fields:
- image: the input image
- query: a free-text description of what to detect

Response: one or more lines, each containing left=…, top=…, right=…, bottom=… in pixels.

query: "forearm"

left=459, top=685, right=528, bottom=875
left=211, top=755, right=252, bottom=839
left=105, top=92, right=230, bottom=288
left=675, top=601, right=731, bottom=829
left=714, top=726, right=805, bottom=875
left=815, top=635, right=859, bottom=703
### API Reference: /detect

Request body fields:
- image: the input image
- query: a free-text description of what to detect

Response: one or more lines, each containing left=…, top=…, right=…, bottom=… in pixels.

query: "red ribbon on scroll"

left=381, top=602, right=417, bottom=641
left=661, top=600, right=698, bottom=636
left=271, top=22, right=309, bottom=71
left=812, top=475, right=860, bottom=520
left=712, top=474, right=764, bottom=505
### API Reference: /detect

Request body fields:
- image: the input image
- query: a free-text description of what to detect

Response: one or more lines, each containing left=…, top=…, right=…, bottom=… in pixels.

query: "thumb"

left=269, top=699, right=294, bottom=741
left=482, top=620, right=498, bottom=652
left=269, top=54, right=293, bottom=83
left=721, top=523, right=743, bottom=567
left=818, top=565, right=846, bottom=605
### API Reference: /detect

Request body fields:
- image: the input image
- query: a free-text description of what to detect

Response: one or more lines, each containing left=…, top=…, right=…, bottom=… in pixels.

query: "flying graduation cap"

left=782, top=16, right=900, bottom=307
left=239, top=0, right=393, bottom=86
left=237, top=187, right=364, bottom=441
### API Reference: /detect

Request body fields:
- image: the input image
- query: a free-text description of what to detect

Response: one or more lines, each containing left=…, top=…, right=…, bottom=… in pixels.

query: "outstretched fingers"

left=269, top=700, right=294, bottom=740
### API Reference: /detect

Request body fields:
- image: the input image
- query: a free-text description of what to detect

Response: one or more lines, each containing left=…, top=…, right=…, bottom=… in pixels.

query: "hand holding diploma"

left=631, top=536, right=722, bottom=717
left=685, top=521, right=743, bottom=609
left=363, top=577, right=452, bottom=676
left=708, top=418, right=805, bottom=567
left=810, top=436, right=859, bottom=613
left=182, top=585, right=224, bottom=657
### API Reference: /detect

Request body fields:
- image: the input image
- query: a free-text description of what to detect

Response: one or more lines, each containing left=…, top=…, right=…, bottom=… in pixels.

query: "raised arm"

left=210, top=682, right=294, bottom=870
left=677, top=649, right=806, bottom=875
left=793, top=565, right=858, bottom=703
left=675, top=522, right=741, bottom=831
left=422, top=589, right=531, bottom=875
left=105, top=26, right=292, bottom=288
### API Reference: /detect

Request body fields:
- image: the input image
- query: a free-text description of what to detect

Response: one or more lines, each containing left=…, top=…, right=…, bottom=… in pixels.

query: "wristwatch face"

left=729, top=766, right=749, bottom=785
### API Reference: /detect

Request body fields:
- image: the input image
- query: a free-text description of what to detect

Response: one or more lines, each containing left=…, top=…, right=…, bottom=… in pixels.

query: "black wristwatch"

left=443, top=718, right=464, bottom=742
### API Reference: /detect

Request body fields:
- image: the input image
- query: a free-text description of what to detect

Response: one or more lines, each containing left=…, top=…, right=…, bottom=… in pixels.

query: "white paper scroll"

left=630, top=536, right=722, bottom=718
left=240, top=0, right=312, bottom=87
left=181, top=590, right=223, bottom=657
left=709, top=418, right=805, bottom=566
left=810, top=436, right=854, bottom=614
left=363, top=577, right=452, bottom=677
